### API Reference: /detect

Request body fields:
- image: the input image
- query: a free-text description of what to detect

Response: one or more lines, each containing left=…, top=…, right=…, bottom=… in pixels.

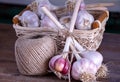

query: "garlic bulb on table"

left=19, top=10, right=40, bottom=27
left=75, top=1, right=94, bottom=30
left=49, top=55, right=70, bottom=75
left=49, top=37, right=72, bottom=79
left=80, top=51, right=108, bottom=79
left=70, top=44, right=97, bottom=82
left=72, top=58, right=97, bottom=81
left=80, top=51, right=103, bottom=69
left=71, top=38, right=108, bottom=79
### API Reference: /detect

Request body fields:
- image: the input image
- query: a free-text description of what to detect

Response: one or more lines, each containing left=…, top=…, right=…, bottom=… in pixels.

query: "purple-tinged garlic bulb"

left=71, top=58, right=97, bottom=82
left=41, top=12, right=58, bottom=29
left=19, top=10, right=40, bottom=27
left=49, top=37, right=71, bottom=79
left=49, top=55, right=70, bottom=79
left=75, top=1, right=94, bottom=30
left=70, top=44, right=97, bottom=82
left=80, top=51, right=103, bottom=69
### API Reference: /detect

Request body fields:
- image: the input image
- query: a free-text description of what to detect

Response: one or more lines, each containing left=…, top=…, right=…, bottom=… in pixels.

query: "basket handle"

left=12, top=6, right=31, bottom=24
left=92, top=10, right=109, bottom=29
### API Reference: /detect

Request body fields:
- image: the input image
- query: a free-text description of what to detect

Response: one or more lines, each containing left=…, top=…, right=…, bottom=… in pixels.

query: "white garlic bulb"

left=19, top=10, right=40, bottom=27
left=35, top=0, right=58, bottom=19
left=75, top=1, right=94, bottom=30
left=41, top=12, right=58, bottom=29
left=80, top=51, right=103, bottom=69
left=75, top=10, right=94, bottom=30
left=72, top=58, right=97, bottom=81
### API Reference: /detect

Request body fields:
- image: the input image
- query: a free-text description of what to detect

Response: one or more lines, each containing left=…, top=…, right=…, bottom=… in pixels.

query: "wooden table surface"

left=0, top=23, right=120, bottom=82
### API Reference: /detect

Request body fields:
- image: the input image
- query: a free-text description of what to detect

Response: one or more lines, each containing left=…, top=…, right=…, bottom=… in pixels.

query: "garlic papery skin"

left=49, top=55, right=70, bottom=75
left=75, top=1, right=94, bottom=30
left=54, top=57, right=70, bottom=75
left=19, top=10, right=40, bottom=27
left=71, top=58, right=97, bottom=81
left=59, top=16, right=71, bottom=29
left=35, top=0, right=58, bottom=19
left=70, top=45, right=97, bottom=81
left=80, top=51, right=103, bottom=69
left=41, top=12, right=58, bottom=29
left=75, top=10, right=94, bottom=30
left=71, top=37, right=103, bottom=70
left=70, top=45, right=97, bottom=82
left=49, top=55, right=62, bottom=71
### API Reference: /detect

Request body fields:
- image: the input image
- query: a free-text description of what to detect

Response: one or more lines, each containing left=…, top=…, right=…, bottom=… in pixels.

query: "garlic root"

left=96, top=64, right=108, bottom=79
left=80, top=72, right=96, bottom=82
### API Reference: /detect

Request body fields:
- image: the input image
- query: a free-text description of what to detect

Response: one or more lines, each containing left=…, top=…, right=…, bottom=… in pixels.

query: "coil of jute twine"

left=15, top=34, right=57, bottom=75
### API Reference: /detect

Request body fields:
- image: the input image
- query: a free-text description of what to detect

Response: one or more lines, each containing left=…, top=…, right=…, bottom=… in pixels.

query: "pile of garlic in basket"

left=12, top=0, right=113, bottom=82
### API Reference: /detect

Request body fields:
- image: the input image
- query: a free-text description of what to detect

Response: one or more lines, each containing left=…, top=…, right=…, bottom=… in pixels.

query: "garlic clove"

left=54, top=57, right=66, bottom=72
left=80, top=50, right=103, bottom=69
left=88, top=61, right=98, bottom=74
left=19, top=10, right=40, bottom=27
left=71, top=60, right=82, bottom=80
left=49, top=55, right=62, bottom=71
left=61, top=60, right=70, bottom=75
left=54, top=57, right=70, bottom=75
left=49, top=55, right=70, bottom=75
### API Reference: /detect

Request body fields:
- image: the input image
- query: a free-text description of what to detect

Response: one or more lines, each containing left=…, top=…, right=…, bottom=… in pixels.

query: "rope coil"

left=15, top=34, right=57, bottom=75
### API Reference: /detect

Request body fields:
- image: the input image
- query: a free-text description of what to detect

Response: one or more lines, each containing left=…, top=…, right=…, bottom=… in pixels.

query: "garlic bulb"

left=75, top=10, right=94, bottom=30
left=41, top=12, right=58, bottom=29
left=35, top=0, right=58, bottom=19
left=19, top=10, right=40, bottom=27
left=49, top=55, right=62, bottom=71
left=80, top=51, right=103, bottom=69
left=72, top=58, right=97, bottom=81
left=49, top=37, right=71, bottom=79
left=75, top=1, right=94, bottom=30
left=49, top=55, right=70, bottom=76
left=59, top=16, right=71, bottom=29
left=70, top=44, right=97, bottom=81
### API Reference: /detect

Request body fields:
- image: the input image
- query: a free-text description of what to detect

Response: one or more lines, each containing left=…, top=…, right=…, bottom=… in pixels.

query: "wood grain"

left=0, top=24, right=120, bottom=82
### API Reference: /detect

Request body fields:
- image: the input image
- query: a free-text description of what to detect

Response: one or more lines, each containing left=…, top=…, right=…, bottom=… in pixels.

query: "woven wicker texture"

left=15, top=35, right=57, bottom=75
left=13, top=10, right=109, bottom=51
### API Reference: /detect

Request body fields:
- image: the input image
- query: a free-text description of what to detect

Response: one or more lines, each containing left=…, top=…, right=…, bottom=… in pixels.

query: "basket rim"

left=13, top=23, right=100, bottom=33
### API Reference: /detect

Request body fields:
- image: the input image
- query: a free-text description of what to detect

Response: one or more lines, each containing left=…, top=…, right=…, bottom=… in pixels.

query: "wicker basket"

left=13, top=1, right=109, bottom=75
left=13, top=5, right=109, bottom=50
